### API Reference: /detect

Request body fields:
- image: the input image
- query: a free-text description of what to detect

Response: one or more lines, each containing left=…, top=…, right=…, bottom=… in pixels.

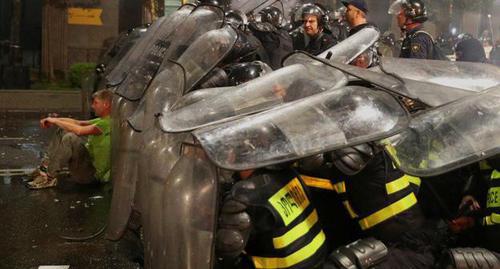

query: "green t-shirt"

left=86, top=117, right=111, bottom=182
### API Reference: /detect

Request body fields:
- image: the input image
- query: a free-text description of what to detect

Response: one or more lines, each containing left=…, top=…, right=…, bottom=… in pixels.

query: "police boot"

left=323, top=238, right=388, bottom=269
left=438, top=248, right=500, bottom=269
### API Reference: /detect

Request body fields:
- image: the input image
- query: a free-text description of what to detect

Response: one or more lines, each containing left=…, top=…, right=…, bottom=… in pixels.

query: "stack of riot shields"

left=102, top=2, right=500, bottom=269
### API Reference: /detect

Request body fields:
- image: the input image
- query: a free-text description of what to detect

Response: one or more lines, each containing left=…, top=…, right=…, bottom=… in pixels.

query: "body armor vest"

left=300, top=152, right=422, bottom=243
left=483, top=170, right=500, bottom=226
left=230, top=169, right=327, bottom=269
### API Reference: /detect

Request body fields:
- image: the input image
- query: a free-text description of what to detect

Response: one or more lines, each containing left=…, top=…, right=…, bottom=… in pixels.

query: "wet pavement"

left=0, top=113, right=142, bottom=269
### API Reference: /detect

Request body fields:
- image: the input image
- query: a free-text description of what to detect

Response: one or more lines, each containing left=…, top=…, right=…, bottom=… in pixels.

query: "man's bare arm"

left=41, top=117, right=102, bottom=136
left=54, top=117, right=92, bottom=126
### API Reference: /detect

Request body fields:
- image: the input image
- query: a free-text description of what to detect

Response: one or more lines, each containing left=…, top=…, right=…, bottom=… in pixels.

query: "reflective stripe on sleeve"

left=483, top=213, right=500, bottom=226
left=358, top=193, right=417, bottom=230
left=385, top=175, right=411, bottom=195
left=492, top=170, right=500, bottom=180
left=252, top=231, right=326, bottom=269
left=272, top=210, right=319, bottom=249
left=334, top=181, right=346, bottom=194
left=300, top=175, right=335, bottom=191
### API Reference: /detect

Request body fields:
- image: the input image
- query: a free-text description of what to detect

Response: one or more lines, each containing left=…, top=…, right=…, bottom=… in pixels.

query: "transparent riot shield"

left=162, top=143, right=218, bottom=269
left=107, top=92, right=142, bottom=241
left=383, top=85, right=500, bottom=177
left=379, top=57, right=500, bottom=92
left=131, top=27, right=237, bottom=269
left=317, top=27, right=380, bottom=63
left=106, top=6, right=227, bottom=244
left=101, top=26, right=149, bottom=78
left=176, top=26, right=238, bottom=93
left=160, top=28, right=385, bottom=133
left=194, top=86, right=409, bottom=171
left=106, top=4, right=195, bottom=87
left=309, top=55, right=481, bottom=107
left=106, top=16, right=168, bottom=86
left=161, top=53, right=348, bottom=132
left=171, top=87, right=233, bottom=110
left=115, top=4, right=225, bottom=101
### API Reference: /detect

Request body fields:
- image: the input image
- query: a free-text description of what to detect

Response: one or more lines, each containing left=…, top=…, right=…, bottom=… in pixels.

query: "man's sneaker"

left=27, top=174, right=57, bottom=189
left=29, top=163, right=49, bottom=182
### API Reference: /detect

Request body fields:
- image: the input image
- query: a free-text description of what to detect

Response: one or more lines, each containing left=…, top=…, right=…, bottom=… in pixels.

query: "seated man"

left=28, top=89, right=112, bottom=189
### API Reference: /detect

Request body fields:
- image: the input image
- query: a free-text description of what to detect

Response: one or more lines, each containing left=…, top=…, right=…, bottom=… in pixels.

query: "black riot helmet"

left=389, top=0, right=427, bottom=23
left=259, top=6, right=284, bottom=29
left=402, top=0, right=427, bottom=22
left=225, top=9, right=248, bottom=30
left=224, top=61, right=272, bottom=86
left=294, top=3, right=329, bottom=28
left=455, top=37, right=487, bottom=63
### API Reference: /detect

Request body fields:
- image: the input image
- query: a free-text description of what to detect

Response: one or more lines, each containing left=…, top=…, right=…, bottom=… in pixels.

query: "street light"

left=488, top=14, right=495, bottom=43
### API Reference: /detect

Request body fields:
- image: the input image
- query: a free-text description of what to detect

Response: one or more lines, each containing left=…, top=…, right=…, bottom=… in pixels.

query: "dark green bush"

left=69, top=63, right=96, bottom=88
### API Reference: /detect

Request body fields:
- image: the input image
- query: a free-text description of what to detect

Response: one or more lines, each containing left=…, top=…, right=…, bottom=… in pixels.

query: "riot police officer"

left=248, top=6, right=293, bottom=69
left=455, top=37, right=488, bottom=63
left=216, top=166, right=328, bottom=269
left=389, top=0, right=435, bottom=59
left=449, top=155, right=500, bottom=253
left=291, top=4, right=337, bottom=56
left=299, top=145, right=440, bottom=268
left=341, top=0, right=379, bottom=68
left=196, top=61, right=272, bottom=89
left=341, top=0, right=372, bottom=36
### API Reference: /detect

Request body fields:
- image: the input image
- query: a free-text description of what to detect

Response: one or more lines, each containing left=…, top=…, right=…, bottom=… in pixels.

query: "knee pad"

left=440, top=248, right=500, bottom=269
left=324, top=238, right=388, bottom=269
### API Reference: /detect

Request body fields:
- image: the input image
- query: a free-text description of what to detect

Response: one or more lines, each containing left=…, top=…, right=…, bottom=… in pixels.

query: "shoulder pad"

left=414, top=30, right=434, bottom=42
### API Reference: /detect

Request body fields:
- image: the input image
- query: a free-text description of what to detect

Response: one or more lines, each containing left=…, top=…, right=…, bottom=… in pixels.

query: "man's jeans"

left=47, top=129, right=96, bottom=184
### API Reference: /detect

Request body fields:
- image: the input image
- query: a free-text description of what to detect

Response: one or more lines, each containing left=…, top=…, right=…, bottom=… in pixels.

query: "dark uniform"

left=399, top=25, right=434, bottom=59
left=328, top=20, right=349, bottom=42
left=292, top=30, right=337, bottom=56
left=481, top=169, right=500, bottom=252
left=248, top=22, right=293, bottom=70
left=348, top=22, right=377, bottom=36
left=216, top=168, right=328, bottom=269
left=300, top=151, right=441, bottom=268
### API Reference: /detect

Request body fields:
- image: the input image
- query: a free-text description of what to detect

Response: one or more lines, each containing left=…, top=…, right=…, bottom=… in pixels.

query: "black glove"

left=216, top=196, right=252, bottom=264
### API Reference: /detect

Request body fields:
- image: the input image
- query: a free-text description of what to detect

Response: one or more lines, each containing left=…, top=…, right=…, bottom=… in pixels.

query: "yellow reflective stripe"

left=483, top=213, right=500, bottom=226
left=300, top=175, right=335, bottom=191
left=334, top=181, right=346, bottom=194
left=273, top=210, right=319, bottom=249
left=359, top=193, right=417, bottom=230
left=343, top=201, right=359, bottom=218
left=407, top=175, right=421, bottom=187
left=252, top=231, right=326, bottom=269
left=385, top=175, right=411, bottom=195
left=491, top=170, right=500, bottom=180
left=384, top=143, right=401, bottom=167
